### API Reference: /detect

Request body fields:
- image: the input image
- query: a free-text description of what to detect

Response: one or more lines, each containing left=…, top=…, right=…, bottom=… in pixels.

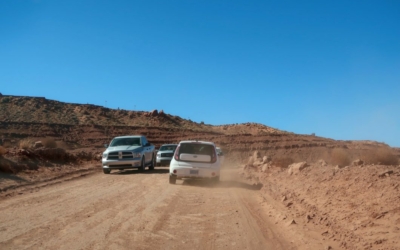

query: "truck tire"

left=139, top=157, right=146, bottom=172
left=103, top=169, right=111, bottom=174
left=149, top=154, right=155, bottom=170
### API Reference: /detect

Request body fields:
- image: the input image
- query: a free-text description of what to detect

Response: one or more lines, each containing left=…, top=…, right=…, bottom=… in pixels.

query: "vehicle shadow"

left=111, top=168, right=169, bottom=175
left=181, top=179, right=263, bottom=190
left=0, top=173, right=29, bottom=183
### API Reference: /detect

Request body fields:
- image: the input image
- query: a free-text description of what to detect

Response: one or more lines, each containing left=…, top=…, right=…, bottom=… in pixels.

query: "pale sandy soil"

left=242, top=160, right=400, bottom=250
left=1, top=162, right=399, bottom=250
left=0, top=167, right=300, bottom=250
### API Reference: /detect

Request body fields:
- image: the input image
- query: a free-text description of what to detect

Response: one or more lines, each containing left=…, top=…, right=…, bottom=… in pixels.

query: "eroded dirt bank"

left=242, top=155, right=400, bottom=250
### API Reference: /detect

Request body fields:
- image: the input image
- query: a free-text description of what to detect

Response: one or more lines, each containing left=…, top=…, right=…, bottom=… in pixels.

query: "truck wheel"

left=103, top=169, right=111, bottom=174
left=139, top=157, right=146, bottom=172
left=169, top=175, right=176, bottom=184
left=149, top=154, right=155, bottom=170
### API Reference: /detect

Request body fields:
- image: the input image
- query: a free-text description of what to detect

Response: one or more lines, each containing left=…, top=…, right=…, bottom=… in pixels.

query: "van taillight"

left=174, top=145, right=180, bottom=161
left=211, top=150, right=217, bottom=163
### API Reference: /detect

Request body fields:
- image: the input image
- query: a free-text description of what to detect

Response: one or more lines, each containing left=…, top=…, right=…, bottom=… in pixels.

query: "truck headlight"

left=132, top=152, right=141, bottom=158
left=102, top=153, right=108, bottom=159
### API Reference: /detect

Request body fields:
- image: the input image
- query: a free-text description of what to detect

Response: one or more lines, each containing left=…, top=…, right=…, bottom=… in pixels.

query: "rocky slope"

left=242, top=151, right=400, bottom=250
left=1, top=94, right=400, bottom=249
left=1, top=94, right=399, bottom=175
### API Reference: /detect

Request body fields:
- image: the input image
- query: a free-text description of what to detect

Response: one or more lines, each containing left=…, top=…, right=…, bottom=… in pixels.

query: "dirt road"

left=0, top=168, right=293, bottom=250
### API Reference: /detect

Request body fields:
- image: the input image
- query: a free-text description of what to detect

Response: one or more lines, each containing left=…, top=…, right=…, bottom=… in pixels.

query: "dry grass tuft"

left=330, top=148, right=351, bottom=167
left=19, top=138, right=33, bottom=149
left=42, top=138, right=57, bottom=148
left=362, top=148, right=399, bottom=165
left=0, top=146, right=7, bottom=156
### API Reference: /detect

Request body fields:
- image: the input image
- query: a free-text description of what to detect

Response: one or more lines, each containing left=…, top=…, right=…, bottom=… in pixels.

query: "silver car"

left=102, top=135, right=156, bottom=174
left=156, top=144, right=177, bottom=166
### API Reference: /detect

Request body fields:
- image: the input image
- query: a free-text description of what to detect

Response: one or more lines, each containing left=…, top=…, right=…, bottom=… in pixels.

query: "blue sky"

left=1, top=0, right=399, bottom=147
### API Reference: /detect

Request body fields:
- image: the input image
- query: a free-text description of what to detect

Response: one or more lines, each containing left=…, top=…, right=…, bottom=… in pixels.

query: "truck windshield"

left=110, top=138, right=141, bottom=147
left=159, top=145, right=177, bottom=151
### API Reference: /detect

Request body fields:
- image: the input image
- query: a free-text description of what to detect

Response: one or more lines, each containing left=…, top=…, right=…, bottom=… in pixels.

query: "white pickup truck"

left=102, top=135, right=156, bottom=174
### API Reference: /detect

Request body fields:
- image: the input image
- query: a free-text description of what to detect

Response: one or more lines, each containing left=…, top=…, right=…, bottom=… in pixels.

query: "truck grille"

left=107, top=152, right=133, bottom=160
left=161, top=153, right=173, bottom=157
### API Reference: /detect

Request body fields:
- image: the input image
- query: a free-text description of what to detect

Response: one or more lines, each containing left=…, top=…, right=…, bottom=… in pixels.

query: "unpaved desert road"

left=0, top=168, right=292, bottom=250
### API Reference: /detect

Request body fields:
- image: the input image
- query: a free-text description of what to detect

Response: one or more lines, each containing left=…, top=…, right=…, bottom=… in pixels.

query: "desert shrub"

left=19, top=138, right=33, bottom=149
left=0, top=97, right=10, bottom=103
left=42, top=138, right=57, bottom=148
left=362, top=148, right=399, bottom=165
left=330, top=148, right=351, bottom=167
left=2, top=140, right=12, bottom=147
left=35, top=148, right=73, bottom=162
left=0, top=146, right=7, bottom=156
left=271, top=156, right=294, bottom=168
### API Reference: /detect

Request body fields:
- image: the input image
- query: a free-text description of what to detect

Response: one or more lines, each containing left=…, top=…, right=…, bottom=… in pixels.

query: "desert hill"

left=1, top=95, right=400, bottom=249
left=1, top=95, right=399, bottom=164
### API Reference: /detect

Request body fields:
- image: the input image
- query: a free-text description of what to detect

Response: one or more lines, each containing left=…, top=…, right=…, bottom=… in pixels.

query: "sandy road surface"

left=0, top=168, right=292, bottom=250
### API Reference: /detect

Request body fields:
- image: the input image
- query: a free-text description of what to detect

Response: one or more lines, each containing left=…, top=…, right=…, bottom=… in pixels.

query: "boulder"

left=261, top=164, right=270, bottom=172
left=248, top=156, right=254, bottom=165
left=352, top=159, right=364, bottom=166
left=334, top=165, right=345, bottom=171
left=253, top=151, right=261, bottom=160
left=317, top=159, right=328, bottom=167
left=18, top=149, right=29, bottom=155
left=288, top=162, right=308, bottom=175
left=262, top=156, right=272, bottom=163
left=34, top=141, right=43, bottom=148
left=253, top=160, right=263, bottom=167
left=378, top=170, right=393, bottom=178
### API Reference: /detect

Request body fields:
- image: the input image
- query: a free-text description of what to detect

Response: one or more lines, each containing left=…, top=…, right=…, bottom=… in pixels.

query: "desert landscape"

left=1, top=95, right=400, bottom=250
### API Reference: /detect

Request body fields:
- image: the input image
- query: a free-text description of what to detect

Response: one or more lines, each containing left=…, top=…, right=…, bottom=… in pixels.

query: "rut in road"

left=0, top=168, right=292, bottom=250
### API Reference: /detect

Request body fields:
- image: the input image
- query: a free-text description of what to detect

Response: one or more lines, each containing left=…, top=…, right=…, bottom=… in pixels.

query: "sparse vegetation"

left=0, top=146, right=7, bottom=156
left=1, top=139, right=11, bottom=147
left=19, top=138, right=33, bottom=149
left=330, top=148, right=351, bottom=167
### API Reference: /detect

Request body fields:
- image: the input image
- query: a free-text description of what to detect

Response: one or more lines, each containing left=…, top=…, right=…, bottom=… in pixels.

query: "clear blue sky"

left=1, top=0, right=399, bottom=147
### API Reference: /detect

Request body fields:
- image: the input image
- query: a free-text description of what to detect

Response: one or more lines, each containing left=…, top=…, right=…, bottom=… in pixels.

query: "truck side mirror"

left=104, top=144, right=108, bottom=148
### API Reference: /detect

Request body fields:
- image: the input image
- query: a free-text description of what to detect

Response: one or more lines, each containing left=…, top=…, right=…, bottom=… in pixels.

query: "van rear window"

left=179, top=143, right=214, bottom=155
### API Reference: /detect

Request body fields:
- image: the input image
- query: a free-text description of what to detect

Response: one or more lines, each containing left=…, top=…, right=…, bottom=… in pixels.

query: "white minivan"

left=169, top=140, right=221, bottom=184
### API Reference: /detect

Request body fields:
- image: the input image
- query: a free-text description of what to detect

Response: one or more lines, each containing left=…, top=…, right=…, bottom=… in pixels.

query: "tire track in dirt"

left=0, top=168, right=292, bottom=250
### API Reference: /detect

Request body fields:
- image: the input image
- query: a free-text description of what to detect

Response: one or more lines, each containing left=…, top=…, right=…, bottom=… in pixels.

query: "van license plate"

left=190, top=170, right=198, bottom=175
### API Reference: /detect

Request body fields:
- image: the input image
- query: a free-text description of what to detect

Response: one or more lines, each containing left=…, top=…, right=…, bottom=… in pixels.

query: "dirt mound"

left=241, top=151, right=400, bottom=249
